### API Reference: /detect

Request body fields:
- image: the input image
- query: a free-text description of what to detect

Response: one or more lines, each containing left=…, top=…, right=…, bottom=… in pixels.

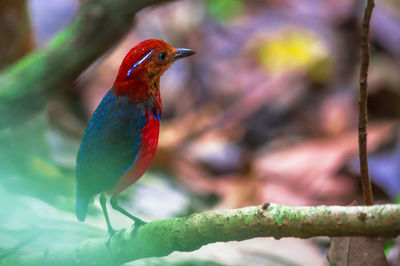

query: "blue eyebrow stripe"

left=127, top=49, right=154, bottom=77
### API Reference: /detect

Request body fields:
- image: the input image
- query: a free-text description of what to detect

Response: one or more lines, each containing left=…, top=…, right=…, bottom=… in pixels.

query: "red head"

left=113, top=39, right=195, bottom=101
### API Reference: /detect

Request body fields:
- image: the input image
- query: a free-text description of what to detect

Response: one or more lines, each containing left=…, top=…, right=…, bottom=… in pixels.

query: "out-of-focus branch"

left=0, top=0, right=34, bottom=70
left=1, top=204, right=400, bottom=266
left=0, top=0, right=170, bottom=128
left=358, top=0, right=375, bottom=205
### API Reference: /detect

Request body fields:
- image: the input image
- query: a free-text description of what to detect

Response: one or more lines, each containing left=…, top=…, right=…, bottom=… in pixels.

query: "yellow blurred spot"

left=30, top=157, right=61, bottom=178
left=256, top=28, right=331, bottom=80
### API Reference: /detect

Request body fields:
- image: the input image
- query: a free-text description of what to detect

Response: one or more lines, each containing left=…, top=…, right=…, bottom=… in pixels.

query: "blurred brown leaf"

left=327, top=237, right=387, bottom=266
left=254, top=123, right=394, bottom=205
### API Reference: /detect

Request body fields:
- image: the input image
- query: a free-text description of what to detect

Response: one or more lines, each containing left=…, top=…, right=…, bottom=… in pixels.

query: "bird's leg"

left=110, top=196, right=147, bottom=231
left=99, top=193, right=117, bottom=244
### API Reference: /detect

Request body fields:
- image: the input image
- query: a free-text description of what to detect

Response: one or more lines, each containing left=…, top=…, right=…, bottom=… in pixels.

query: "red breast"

left=110, top=110, right=160, bottom=194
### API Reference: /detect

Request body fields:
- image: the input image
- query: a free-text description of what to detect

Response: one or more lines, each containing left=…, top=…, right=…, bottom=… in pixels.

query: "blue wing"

left=76, top=90, right=148, bottom=201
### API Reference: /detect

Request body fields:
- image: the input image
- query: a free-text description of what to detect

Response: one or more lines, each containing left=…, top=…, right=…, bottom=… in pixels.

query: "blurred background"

left=1, top=0, right=400, bottom=265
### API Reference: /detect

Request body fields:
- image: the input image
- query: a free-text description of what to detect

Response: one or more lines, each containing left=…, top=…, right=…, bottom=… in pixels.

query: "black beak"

left=173, top=48, right=196, bottom=60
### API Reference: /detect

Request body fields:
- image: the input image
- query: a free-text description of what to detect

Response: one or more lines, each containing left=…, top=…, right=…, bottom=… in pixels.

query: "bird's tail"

left=76, top=194, right=90, bottom=222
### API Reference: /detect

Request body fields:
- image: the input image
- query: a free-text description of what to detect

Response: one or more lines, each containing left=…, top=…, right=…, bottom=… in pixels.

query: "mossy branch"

left=0, top=0, right=170, bottom=128
left=1, top=203, right=399, bottom=266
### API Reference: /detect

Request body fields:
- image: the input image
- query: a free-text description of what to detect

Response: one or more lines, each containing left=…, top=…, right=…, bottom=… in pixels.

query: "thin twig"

left=358, top=0, right=375, bottom=205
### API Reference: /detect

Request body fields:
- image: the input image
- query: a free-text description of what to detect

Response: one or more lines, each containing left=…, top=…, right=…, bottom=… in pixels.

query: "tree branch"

left=0, top=0, right=34, bottom=70
left=0, top=0, right=170, bottom=129
left=358, top=0, right=375, bottom=205
left=1, top=204, right=399, bottom=265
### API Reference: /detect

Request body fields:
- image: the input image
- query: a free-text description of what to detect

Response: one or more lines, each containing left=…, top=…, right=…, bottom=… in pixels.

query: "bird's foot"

left=106, top=228, right=119, bottom=246
left=133, top=217, right=147, bottom=227
left=131, top=219, right=147, bottom=235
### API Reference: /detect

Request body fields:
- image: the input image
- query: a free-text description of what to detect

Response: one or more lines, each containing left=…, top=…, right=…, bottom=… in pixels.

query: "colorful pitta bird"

left=75, top=39, right=195, bottom=237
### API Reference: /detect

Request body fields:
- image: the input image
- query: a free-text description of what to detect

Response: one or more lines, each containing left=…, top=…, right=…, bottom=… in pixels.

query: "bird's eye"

left=158, top=52, right=167, bottom=61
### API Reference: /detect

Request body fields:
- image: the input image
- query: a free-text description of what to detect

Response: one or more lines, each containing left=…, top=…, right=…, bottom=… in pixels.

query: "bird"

left=75, top=39, right=195, bottom=238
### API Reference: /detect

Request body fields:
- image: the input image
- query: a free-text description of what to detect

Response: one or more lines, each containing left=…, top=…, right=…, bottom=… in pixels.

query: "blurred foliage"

left=385, top=240, right=395, bottom=256
left=0, top=183, right=104, bottom=255
left=207, top=0, right=243, bottom=22
left=0, top=114, right=75, bottom=211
